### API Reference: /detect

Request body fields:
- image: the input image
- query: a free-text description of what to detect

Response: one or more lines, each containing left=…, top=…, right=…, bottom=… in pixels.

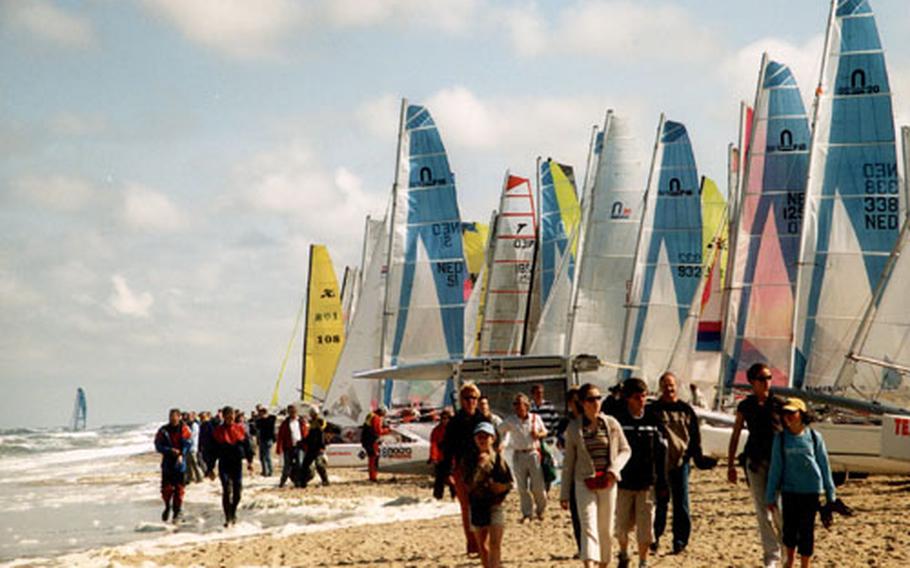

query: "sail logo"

left=659, top=177, right=693, bottom=196
left=862, top=162, right=900, bottom=230
left=415, top=166, right=451, bottom=188
left=610, top=201, right=632, bottom=219
left=837, top=68, right=881, bottom=96
left=767, top=129, right=807, bottom=153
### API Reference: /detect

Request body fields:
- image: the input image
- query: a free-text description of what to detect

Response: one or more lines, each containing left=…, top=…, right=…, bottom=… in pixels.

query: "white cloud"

left=502, top=1, right=718, bottom=63
left=143, top=0, right=305, bottom=60
left=324, top=0, right=482, bottom=34
left=121, top=184, right=188, bottom=233
left=426, top=87, right=505, bottom=149
left=48, top=112, right=107, bottom=137
left=108, top=274, right=154, bottom=318
left=240, top=141, right=385, bottom=245
left=721, top=35, right=825, bottom=111
left=12, top=175, right=96, bottom=212
left=2, top=0, right=96, bottom=48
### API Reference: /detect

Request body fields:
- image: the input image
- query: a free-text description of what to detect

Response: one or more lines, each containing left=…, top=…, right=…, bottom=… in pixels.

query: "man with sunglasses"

left=727, top=363, right=786, bottom=568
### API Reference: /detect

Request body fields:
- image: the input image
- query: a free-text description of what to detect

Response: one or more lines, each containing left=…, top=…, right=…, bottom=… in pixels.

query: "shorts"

left=616, top=487, right=655, bottom=546
left=470, top=503, right=505, bottom=530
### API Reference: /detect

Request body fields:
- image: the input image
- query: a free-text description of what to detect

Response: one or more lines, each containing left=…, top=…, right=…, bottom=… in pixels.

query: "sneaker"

left=536, top=512, right=545, bottom=521
left=171, top=509, right=181, bottom=524
left=617, top=552, right=630, bottom=568
left=519, top=516, right=531, bottom=524
left=161, top=504, right=170, bottom=522
left=671, top=542, right=686, bottom=555
left=638, top=561, right=649, bottom=568
left=649, top=540, right=659, bottom=554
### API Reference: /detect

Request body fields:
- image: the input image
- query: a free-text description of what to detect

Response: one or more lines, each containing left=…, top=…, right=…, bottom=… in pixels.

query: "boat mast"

left=565, top=119, right=605, bottom=359
left=300, top=244, right=315, bottom=400
left=789, top=0, right=838, bottom=386
left=379, top=98, right=408, bottom=406
left=618, top=113, right=664, bottom=378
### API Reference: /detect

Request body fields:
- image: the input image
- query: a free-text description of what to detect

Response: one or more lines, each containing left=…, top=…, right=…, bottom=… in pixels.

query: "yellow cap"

left=782, top=398, right=807, bottom=414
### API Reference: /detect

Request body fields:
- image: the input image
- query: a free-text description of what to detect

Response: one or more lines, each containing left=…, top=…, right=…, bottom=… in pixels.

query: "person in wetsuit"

left=210, top=405, right=254, bottom=527
left=154, top=408, right=192, bottom=523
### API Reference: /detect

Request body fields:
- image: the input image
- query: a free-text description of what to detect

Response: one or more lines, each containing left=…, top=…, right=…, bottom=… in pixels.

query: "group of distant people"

left=154, top=403, right=332, bottom=527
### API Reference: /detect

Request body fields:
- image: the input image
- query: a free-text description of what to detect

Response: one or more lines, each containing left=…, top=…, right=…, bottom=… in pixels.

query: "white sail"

left=791, top=0, right=904, bottom=389
left=566, top=112, right=647, bottom=388
left=479, top=173, right=537, bottom=356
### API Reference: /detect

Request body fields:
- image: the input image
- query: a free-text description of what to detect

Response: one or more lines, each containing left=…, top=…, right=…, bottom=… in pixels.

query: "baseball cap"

left=782, top=398, right=807, bottom=414
left=473, top=421, right=496, bottom=436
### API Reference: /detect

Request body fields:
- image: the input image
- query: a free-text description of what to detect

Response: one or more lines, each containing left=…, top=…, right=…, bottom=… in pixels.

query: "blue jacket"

left=765, top=428, right=836, bottom=505
left=155, top=422, right=192, bottom=474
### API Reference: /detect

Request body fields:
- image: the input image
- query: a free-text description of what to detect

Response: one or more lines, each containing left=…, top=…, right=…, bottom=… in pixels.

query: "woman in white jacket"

left=561, top=383, right=632, bottom=568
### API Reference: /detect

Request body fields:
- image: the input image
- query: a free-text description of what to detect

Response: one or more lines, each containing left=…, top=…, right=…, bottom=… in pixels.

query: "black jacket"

left=613, top=404, right=667, bottom=491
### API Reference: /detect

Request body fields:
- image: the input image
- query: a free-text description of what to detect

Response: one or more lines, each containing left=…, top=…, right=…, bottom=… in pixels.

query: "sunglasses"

left=585, top=395, right=602, bottom=402
left=754, top=376, right=772, bottom=382
left=462, top=395, right=479, bottom=401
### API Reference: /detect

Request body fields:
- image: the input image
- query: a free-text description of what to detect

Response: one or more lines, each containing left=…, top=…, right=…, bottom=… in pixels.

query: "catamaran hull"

left=325, top=441, right=431, bottom=473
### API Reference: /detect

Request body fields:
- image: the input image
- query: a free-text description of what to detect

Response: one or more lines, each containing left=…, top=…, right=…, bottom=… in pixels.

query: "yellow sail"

left=302, top=244, right=345, bottom=403
left=700, top=177, right=727, bottom=283
left=551, top=163, right=581, bottom=257
left=462, top=221, right=489, bottom=278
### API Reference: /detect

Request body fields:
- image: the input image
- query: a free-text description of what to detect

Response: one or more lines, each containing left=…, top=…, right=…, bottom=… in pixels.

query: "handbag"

left=584, top=470, right=610, bottom=490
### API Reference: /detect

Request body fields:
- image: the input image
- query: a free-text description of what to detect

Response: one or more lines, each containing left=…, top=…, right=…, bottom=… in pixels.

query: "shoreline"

left=45, top=464, right=910, bottom=567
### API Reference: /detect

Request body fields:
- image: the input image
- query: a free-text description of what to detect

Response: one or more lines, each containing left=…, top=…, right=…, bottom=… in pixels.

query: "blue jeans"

left=258, top=440, right=273, bottom=476
left=654, top=462, right=690, bottom=548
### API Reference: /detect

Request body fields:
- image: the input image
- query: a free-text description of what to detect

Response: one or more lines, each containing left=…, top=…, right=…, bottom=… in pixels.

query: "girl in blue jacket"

left=765, top=398, right=836, bottom=568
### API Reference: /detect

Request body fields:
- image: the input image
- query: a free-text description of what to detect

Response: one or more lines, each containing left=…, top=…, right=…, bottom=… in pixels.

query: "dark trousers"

left=782, top=492, right=820, bottom=557
left=258, top=440, right=273, bottom=476
left=654, top=462, right=691, bottom=548
left=301, top=451, right=329, bottom=486
left=219, top=467, right=243, bottom=522
left=279, top=447, right=302, bottom=487
left=161, top=469, right=185, bottom=513
left=569, top=479, right=582, bottom=553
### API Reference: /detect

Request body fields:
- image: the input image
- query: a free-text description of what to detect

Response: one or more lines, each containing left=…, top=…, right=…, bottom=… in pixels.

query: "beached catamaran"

left=720, top=56, right=811, bottom=391
left=620, top=115, right=703, bottom=388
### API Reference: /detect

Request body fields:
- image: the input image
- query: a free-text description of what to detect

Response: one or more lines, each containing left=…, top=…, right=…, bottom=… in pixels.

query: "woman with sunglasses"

left=561, top=383, right=631, bottom=568
left=437, top=382, right=485, bottom=556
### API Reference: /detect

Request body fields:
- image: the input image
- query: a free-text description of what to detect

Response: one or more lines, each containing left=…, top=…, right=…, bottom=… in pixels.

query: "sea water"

left=0, top=423, right=458, bottom=566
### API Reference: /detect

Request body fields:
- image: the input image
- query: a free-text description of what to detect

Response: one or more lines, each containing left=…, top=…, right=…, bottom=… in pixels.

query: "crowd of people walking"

left=155, top=362, right=849, bottom=567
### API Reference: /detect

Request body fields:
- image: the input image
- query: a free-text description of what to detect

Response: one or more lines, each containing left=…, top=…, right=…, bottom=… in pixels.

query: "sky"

left=2, top=0, right=909, bottom=429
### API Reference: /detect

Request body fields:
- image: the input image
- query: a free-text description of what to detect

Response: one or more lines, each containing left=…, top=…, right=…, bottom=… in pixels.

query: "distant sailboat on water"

left=71, top=387, right=86, bottom=431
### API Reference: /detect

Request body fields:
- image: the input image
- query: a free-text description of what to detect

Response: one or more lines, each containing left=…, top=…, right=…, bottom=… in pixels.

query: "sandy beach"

left=75, top=461, right=909, bottom=568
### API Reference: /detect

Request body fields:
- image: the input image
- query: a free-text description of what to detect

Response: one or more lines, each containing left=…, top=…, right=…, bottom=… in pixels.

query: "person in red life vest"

left=362, top=407, right=390, bottom=482
left=209, top=405, right=253, bottom=527
left=430, top=408, right=455, bottom=499
left=154, top=408, right=192, bottom=523
left=276, top=404, right=308, bottom=488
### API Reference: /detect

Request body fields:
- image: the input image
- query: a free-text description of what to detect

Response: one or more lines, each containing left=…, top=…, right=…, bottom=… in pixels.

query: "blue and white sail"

left=383, top=101, right=467, bottom=407
left=622, top=115, right=703, bottom=387
left=538, top=159, right=580, bottom=309
left=566, top=111, right=647, bottom=387
left=721, top=56, right=810, bottom=389
left=792, top=0, right=904, bottom=389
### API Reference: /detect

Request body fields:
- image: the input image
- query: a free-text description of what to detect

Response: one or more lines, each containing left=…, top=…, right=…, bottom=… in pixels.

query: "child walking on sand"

left=465, top=421, right=512, bottom=568
left=765, top=398, right=836, bottom=568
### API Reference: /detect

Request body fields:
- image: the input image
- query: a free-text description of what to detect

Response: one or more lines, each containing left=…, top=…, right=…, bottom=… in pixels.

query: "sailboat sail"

left=383, top=102, right=467, bottom=407
left=324, top=213, right=388, bottom=425
left=792, top=0, right=904, bottom=389
left=479, top=174, right=537, bottom=356
left=71, top=387, right=87, bottom=431
left=838, top=220, right=910, bottom=398
left=697, top=177, right=728, bottom=352
left=301, top=245, right=346, bottom=403
left=566, top=112, right=647, bottom=386
left=539, top=159, right=580, bottom=308
left=721, top=57, right=811, bottom=388
left=622, top=116, right=703, bottom=387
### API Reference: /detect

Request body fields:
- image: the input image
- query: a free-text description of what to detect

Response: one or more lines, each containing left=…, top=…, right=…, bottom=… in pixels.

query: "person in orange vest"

left=362, top=407, right=390, bottom=482
left=430, top=408, right=455, bottom=499
left=154, top=408, right=192, bottom=523
left=210, top=406, right=253, bottom=527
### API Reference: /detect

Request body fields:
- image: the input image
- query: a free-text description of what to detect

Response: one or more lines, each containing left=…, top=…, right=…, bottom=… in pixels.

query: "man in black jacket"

left=611, top=378, right=667, bottom=568
left=254, top=406, right=276, bottom=477
left=301, top=407, right=329, bottom=487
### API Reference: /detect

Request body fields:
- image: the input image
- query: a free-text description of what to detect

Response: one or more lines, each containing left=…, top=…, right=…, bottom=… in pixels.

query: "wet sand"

left=99, top=463, right=910, bottom=567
